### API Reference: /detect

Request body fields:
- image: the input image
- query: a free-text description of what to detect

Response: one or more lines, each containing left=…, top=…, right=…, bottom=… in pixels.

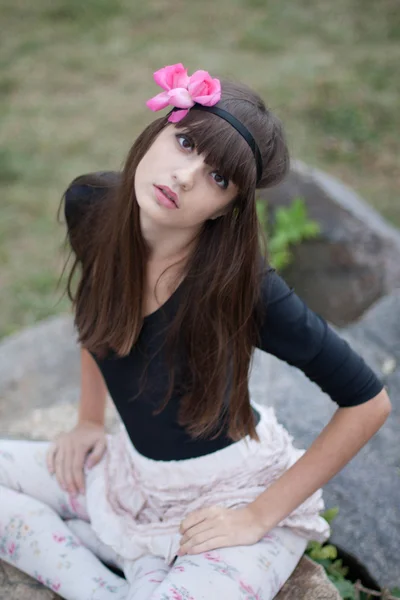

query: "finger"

left=180, top=507, right=217, bottom=534
left=63, top=446, right=78, bottom=496
left=86, top=439, right=106, bottom=468
left=46, top=443, right=57, bottom=474
left=180, top=535, right=228, bottom=556
left=180, top=524, right=219, bottom=552
left=180, top=520, right=216, bottom=546
left=54, top=447, right=66, bottom=491
left=72, top=449, right=88, bottom=495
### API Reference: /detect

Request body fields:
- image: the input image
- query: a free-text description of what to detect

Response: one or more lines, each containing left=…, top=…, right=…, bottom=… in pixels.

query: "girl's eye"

left=176, top=134, right=194, bottom=151
left=211, top=172, right=229, bottom=190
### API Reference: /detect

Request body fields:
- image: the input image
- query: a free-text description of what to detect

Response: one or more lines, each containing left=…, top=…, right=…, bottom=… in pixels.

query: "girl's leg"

left=0, top=439, right=129, bottom=600
left=144, top=527, right=307, bottom=600
left=123, top=555, right=170, bottom=600
left=65, top=518, right=124, bottom=571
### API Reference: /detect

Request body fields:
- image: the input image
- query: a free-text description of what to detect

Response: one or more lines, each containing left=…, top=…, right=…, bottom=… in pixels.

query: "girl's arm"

left=179, top=272, right=391, bottom=554
left=78, top=346, right=108, bottom=426
left=178, top=388, right=391, bottom=556
left=249, top=387, right=391, bottom=531
left=47, top=347, right=108, bottom=495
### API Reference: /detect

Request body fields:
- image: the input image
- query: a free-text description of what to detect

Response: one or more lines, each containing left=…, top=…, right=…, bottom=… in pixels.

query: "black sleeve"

left=63, top=172, right=118, bottom=261
left=64, top=183, right=97, bottom=229
left=256, top=269, right=384, bottom=407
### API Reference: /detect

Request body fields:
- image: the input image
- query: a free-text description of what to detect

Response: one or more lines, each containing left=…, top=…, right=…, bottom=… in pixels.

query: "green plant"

left=256, top=197, right=321, bottom=269
left=305, top=507, right=400, bottom=599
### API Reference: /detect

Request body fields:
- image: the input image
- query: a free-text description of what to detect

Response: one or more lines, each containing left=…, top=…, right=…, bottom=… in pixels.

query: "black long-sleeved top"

left=64, top=181, right=384, bottom=460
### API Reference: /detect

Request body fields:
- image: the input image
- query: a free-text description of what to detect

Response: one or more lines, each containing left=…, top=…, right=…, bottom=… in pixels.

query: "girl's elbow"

left=372, top=387, right=392, bottom=423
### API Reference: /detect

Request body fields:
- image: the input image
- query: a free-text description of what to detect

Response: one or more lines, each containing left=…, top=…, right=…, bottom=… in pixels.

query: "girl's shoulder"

left=259, top=266, right=294, bottom=307
left=64, top=170, right=120, bottom=227
left=63, top=171, right=120, bottom=262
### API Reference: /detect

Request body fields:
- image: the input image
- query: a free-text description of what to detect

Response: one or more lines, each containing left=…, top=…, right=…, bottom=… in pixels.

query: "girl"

left=0, top=64, right=391, bottom=600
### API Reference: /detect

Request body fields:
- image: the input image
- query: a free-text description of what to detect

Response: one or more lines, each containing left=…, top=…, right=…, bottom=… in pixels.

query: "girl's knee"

left=0, top=440, right=19, bottom=488
left=0, top=485, right=58, bottom=521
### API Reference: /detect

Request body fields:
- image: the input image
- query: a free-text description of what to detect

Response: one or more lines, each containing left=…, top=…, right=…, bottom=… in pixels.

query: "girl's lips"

left=155, top=185, right=179, bottom=207
left=153, top=185, right=179, bottom=209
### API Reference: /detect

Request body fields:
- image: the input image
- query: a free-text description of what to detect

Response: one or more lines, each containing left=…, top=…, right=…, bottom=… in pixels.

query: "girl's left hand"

left=178, top=505, right=265, bottom=556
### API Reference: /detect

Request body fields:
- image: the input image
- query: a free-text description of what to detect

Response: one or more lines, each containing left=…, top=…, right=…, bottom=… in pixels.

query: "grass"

left=0, top=0, right=399, bottom=338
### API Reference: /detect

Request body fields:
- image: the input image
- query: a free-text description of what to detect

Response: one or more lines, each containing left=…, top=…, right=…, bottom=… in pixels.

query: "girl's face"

left=134, top=125, right=238, bottom=230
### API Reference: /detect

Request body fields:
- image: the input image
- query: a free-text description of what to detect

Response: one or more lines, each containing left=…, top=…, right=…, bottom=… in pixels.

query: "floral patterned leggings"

left=0, top=439, right=307, bottom=600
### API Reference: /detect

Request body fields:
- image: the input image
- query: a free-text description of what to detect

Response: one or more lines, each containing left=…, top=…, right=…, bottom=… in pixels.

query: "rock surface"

left=0, top=555, right=340, bottom=600
left=260, top=161, right=400, bottom=326
left=0, top=561, right=58, bottom=600
left=276, top=556, right=341, bottom=600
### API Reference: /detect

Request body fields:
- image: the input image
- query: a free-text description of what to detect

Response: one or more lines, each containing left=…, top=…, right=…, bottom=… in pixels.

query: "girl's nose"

left=172, top=157, right=203, bottom=190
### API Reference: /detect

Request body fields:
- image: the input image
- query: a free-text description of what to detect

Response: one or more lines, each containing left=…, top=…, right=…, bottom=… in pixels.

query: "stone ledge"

left=0, top=555, right=341, bottom=600
left=276, top=555, right=341, bottom=600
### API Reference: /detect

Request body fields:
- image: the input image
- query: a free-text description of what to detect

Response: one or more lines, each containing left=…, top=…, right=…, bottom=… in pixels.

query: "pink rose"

left=188, top=70, right=221, bottom=106
left=146, top=63, right=221, bottom=124
left=146, top=64, right=190, bottom=113
left=153, top=63, right=190, bottom=91
left=146, top=87, right=193, bottom=113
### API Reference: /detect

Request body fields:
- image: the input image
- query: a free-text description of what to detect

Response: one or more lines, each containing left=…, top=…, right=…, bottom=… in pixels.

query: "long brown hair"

left=60, top=79, right=289, bottom=442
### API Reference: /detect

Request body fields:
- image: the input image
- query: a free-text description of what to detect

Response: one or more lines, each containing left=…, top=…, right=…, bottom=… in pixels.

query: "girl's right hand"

left=46, top=421, right=107, bottom=496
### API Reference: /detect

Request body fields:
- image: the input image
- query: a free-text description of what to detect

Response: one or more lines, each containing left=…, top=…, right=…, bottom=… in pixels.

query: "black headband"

left=190, top=104, right=263, bottom=185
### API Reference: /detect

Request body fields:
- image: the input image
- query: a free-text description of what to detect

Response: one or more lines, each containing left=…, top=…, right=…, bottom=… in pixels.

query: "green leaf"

left=306, top=541, right=321, bottom=553
left=314, top=558, right=334, bottom=569
left=258, top=196, right=321, bottom=271
left=332, top=578, right=356, bottom=599
left=269, top=248, right=292, bottom=270
left=308, top=543, right=338, bottom=561
left=327, top=559, right=349, bottom=578
left=391, top=588, right=400, bottom=598
left=322, top=506, right=340, bottom=525
left=303, top=221, right=321, bottom=236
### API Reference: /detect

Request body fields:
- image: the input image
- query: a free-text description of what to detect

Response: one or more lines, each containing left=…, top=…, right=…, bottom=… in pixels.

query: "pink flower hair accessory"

left=146, top=63, right=221, bottom=123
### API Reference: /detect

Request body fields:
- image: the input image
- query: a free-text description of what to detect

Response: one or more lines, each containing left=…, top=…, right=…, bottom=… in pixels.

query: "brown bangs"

left=174, top=109, right=257, bottom=194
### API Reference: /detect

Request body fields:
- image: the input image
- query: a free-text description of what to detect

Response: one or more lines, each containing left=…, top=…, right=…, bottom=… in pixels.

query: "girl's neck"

left=140, top=209, right=199, bottom=265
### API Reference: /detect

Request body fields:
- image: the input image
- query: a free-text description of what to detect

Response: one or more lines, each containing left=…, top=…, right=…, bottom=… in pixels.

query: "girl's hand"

left=178, top=505, right=265, bottom=556
left=46, top=421, right=106, bottom=497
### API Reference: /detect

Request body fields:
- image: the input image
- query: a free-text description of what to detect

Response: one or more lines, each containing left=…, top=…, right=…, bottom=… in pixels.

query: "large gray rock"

left=0, top=316, right=80, bottom=430
left=0, top=316, right=118, bottom=440
left=260, top=161, right=400, bottom=326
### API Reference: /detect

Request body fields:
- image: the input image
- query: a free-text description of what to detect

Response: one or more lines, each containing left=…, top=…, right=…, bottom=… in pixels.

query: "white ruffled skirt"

left=85, top=401, right=330, bottom=565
